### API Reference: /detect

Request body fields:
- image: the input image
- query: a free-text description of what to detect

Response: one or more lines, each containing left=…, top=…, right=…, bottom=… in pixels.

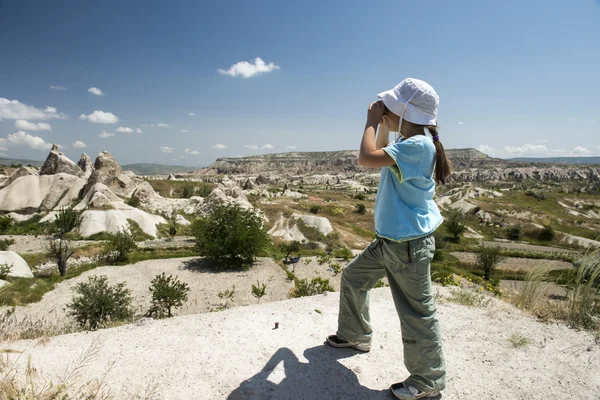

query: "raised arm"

left=359, top=101, right=396, bottom=168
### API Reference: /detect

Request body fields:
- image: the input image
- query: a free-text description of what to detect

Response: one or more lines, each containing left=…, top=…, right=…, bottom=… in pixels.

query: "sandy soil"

left=2, top=287, right=599, bottom=399
left=451, top=252, right=574, bottom=272
left=482, top=240, right=580, bottom=254
left=0, top=234, right=95, bottom=254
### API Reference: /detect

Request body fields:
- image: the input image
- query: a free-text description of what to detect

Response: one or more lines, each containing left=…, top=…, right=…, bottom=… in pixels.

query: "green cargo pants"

left=336, top=235, right=446, bottom=392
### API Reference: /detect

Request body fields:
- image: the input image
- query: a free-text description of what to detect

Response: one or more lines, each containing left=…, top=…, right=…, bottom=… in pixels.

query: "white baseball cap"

left=377, top=78, right=439, bottom=126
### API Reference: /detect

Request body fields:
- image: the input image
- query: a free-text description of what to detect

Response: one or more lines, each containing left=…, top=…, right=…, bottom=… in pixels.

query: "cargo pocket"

left=381, top=239, right=412, bottom=269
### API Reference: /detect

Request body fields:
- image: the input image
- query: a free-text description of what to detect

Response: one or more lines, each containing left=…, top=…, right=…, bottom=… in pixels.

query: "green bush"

left=0, top=263, right=11, bottom=279
left=476, top=245, right=504, bottom=280
left=506, top=225, right=523, bottom=241
left=331, top=246, right=353, bottom=261
left=168, top=214, right=178, bottom=240
left=53, top=207, right=82, bottom=238
left=0, top=238, right=14, bottom=251
left=354, top=193, right=365, bottom=201
left=279, top=240, right=301, bottom=262
left=103, top=230, right=138, bottom=263
left=66, top=275, right=133, bottom=329
left=196, top=184, right=213, bottom=197
left=182, top=186, right=195, bottom=199
left=191, top=204, right=269, bottom=268
left=309, top=205, right=320, bottom=214
left=146, top=273, right=190, bottom=318
left=291, top=277, right=335, bottom=298
left=355, top=203, right=367, bottom=214
left=538, top=225, right=555, bottom=242
left=126, top=195, right=141, bottom=208
left=0, top=215, right=14, bottom=233
left=444, top=210, right=466, bottom=242
left=251, top=281, right=267, bottom=303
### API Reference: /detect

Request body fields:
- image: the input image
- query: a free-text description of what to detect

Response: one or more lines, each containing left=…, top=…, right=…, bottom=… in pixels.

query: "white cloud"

left=181, top=129, right=190, bottom=133
left=15, top=120, right=52, bottom=131
left=573, top=146, right=591, bottom=155
left=457, top=121, right=464, bottom=125
left=79, top=110, right=119, bottom=124
left=160, top=146, right=174, bottom=153
left=98, top=130, right=115, bottom=138
left=88, top=87, right=104, bottom=96
left=49, top=85, right=66, bottom=91
left=244, top=145, right=259, bottom=149
left=211, top=144, right=227, bottom=149
left=261, top=144, right=274, bottom=149
left=551, top=149, right=568, bottom=154
left=184, top=148, right=200, bottom=155
left=0, top=138, right=7, bottom=145
left=139, top=123, right=169, bottom=128
left=285, top=145, right=296, bottom=149
left=0, top=147, right=8, bottom=152
left=72, top=140, right=87, bottom=148
left=504, top=144, right=548, bottom=154
left=7, top=131, right=52, bottom=150
left=218, top=57, right=280, bottom=79
left=0, top=98, right=67, bottom=120
left=116, top=126, right=141, bottom=134
left=188, top=112, right=194, bottom=116
left=477, top=145, right=495, bottom=155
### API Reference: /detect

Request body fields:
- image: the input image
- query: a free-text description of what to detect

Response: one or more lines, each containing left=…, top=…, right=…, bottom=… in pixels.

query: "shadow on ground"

left=227, top=345, right=390, bottom=400
left=180, top=258, right=246, bottom=274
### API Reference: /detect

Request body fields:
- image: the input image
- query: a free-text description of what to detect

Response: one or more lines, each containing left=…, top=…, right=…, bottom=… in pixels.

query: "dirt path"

left=451, top=252, right=573, bottom=272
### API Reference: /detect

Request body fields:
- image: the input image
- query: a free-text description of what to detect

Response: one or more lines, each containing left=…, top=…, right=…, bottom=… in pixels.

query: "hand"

left=380, top=115, right=391, bottom=131
left=367, top=101, right=385, bottom=124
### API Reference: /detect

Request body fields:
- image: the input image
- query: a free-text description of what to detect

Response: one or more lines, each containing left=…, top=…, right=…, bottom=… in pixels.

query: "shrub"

left=67, top=275, right=133, bottom=329
left=0, top=263, right=11, bottom=279
left=538, top=225, right=555, bottom=242
left=146, top=273, right=190, bottom=318
left=196, top=184, right=213, bottom=197
left=331, top=246, right=353, bottom=261
left=506, top=225, right=523, bottom=241
left=191, top=204, right=269, bottom=268
left=0, top=239, right=14, bottom=251
left=251, top=281, right=267, bottom=303
left=292, top=277, right=335, bottom=298
left=181, top=185, right=195, bottom=199
left=374, top=280, right=386, bottom=288
left=444, top=210, right=466, bottom=242
left=309, top=205, right=320, bottom=214
left=354, top=193, right=365, bottom=201
left=329, top=262, right=342, bottom=276
left=53, top=207, right=82, bottom=238
left=217, top=285, right=236, bottom=309
left=103, top=229, right=137, bottom=263
left=355, top=203, right=366, bottom=214
left=0, top=215, right=13, bottom=233
left=476, top=245, right=504, bottom=280
left=126, top=195, right=141, bottom=208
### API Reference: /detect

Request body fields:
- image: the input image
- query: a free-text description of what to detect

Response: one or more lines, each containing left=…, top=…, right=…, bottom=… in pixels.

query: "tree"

left=538, top=225, right=555, bottom=242
left=48, top=239, right=76, bottom=277
left=507, top=225, right=523, bottom=241
left=251, top=281, right=267, bottom=303
left=279, top=241, right=301, bottom=263
left=191, top=204, right=269, bottom=268
left=168, top=214, right=178, bottom=240
left=0, top=215, right=13, bottom=233
left=53, top=207, right=82, bottom=238
left=147, top=273, right=190, bottom=318
left=67, top=275, right=133, bottom=329
left=445, top=210, right=466, bottom=242
left=476, top=245, right=504, bottom=280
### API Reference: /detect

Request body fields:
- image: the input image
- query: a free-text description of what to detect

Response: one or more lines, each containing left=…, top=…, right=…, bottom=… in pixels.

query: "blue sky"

left=0, top=0, right=599, bottom=166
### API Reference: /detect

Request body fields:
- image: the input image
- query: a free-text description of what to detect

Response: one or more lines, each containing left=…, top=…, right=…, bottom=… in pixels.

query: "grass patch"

left=447, top=288, right=491, bottom=307
left=146, top=179, right=215, bottom=198
left=508, top=333, right=532, bottom=348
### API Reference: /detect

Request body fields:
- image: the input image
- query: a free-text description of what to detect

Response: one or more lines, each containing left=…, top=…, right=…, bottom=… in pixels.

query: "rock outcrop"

left=39, top=144, right=85, bottom=177
left=77, top=153, right=94, bottom=178
left=84, top=152, right=139, bottom=197
left=0, top=251, right=33, bottom=278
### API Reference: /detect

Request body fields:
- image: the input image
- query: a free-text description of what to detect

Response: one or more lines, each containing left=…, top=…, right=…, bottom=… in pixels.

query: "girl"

left=326, top=78, right=451, bottom=400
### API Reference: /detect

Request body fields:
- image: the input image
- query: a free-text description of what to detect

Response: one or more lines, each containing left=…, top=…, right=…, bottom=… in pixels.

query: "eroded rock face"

left=84, top=152, right=138, bottom=197
left=0, top=166, right=39, bottom=189
left=77, top=153, right=94, bottom=177
left=0, top=251, right=33, bottom=278
left=40, top=145, right=85, bottom=177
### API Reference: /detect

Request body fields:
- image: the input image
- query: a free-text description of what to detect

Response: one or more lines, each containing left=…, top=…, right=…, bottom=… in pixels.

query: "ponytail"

left=427, top=125, right=452, bottom=185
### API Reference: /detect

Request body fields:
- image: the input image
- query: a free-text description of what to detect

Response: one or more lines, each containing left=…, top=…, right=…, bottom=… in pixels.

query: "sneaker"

left=325, top=334, right=371, bottom=352
left=390, top=382, right=441, bottom=399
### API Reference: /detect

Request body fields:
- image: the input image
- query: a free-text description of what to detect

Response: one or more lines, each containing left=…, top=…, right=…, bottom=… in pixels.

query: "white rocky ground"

left=1, top=287, right=599, bottom=400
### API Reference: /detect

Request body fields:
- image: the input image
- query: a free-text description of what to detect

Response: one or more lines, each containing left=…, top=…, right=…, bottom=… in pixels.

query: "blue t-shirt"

left=375, top=135, right=443, bottom=242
